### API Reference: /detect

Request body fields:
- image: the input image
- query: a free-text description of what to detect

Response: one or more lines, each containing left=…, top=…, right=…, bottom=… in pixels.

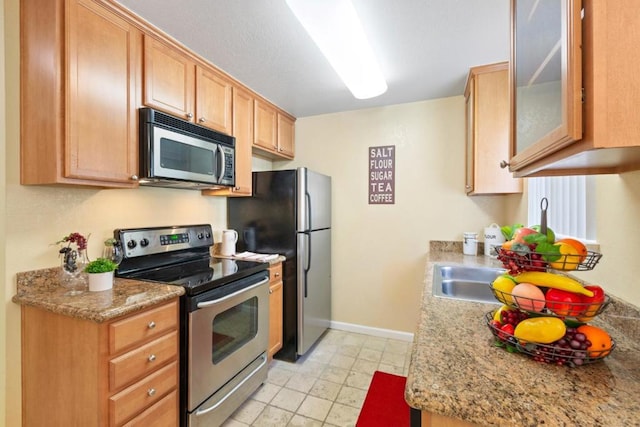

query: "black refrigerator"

left=227, top=168, right=332, bottom=362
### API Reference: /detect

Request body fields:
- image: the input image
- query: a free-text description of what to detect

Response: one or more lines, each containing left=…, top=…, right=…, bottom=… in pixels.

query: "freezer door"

left=297, top=228, right=331, bottom=355
left=297, top=168, right=331, bottom=232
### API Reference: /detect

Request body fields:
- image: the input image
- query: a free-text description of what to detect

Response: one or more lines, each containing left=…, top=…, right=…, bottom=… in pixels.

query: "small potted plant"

left=84, top=257, right=118, bottom=292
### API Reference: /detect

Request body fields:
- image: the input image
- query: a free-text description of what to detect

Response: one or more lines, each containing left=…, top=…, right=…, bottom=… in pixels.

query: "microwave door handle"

left=216, top=144, right=225, bottom=183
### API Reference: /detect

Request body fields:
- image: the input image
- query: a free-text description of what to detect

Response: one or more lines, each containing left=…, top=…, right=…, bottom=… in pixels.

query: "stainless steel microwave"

left=139, top=107, right=235, bottom=190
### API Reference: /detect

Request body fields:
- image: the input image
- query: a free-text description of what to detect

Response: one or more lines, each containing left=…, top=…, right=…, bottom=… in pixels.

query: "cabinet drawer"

left=110, top=331, right=178, bottom=391
left=121, top=389, right=178, bottom=427
left=110, top=361, right=178, bottom=427
left=109, top=300, right=178, bottom=354
left=268, top=263, right=282, bottom=284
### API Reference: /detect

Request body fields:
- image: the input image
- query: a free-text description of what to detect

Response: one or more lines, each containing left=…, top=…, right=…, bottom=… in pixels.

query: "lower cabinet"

left=21, top=298, right=180, bottom=426
left=268, top=262, right=284, bottom=360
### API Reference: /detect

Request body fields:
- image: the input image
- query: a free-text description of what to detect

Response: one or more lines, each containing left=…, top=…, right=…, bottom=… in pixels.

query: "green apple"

left=530, top=225, right=555, bottom=243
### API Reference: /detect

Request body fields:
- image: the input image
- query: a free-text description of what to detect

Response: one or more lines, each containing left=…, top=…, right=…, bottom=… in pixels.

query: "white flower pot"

left=88, top=271, right=114, bottom=292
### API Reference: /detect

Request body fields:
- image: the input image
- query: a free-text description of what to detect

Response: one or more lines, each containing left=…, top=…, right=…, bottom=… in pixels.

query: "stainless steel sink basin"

left=432, top=263, right=505, bottom=304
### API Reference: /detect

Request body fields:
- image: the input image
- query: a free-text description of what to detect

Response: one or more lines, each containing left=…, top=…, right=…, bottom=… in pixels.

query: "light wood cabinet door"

left=202, top=86, right=254, bottom=197
left=509, top=0, right=640, bottom=176
left=195, top=65, right=233, bottom=134
left=254, top=99, right=278, bottom=152
left=21, top=0, right=140, bottom=188
left=464, top=62, right=521, bottom=195
left=21, top=298, right=180, bottom=427
left=143, top=35, right=195, bottom=121
left=268, top=262, right=283, bottom=360
left=277, top=113, right=295, bottom=159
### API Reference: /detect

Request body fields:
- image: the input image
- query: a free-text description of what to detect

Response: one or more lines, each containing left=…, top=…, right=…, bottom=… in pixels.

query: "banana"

left=514, top=271, right=594, bottom=297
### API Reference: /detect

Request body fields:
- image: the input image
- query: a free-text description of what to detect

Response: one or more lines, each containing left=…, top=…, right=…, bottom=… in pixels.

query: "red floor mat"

left=356, top=371, right=410, bottom=427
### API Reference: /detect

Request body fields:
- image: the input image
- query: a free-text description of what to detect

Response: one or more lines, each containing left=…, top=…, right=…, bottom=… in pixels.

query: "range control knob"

left=197, top=232, right=204, bottom=240
left=205, top=232, right=211, bottom=239
left=127, top=240, right=137, bottom=249
left=140, top=238, right=150, bottom=247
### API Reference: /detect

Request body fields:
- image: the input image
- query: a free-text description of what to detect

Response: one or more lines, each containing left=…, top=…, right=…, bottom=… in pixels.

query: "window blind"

left=527, top=176, right=596, bottom=241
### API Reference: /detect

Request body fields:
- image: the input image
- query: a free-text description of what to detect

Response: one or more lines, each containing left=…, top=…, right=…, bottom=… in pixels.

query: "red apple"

left=577, top=285, right=605, bottom=321
left=513, top=227, right=538, bottom=244
left=546, top=288, right=583, bottom=317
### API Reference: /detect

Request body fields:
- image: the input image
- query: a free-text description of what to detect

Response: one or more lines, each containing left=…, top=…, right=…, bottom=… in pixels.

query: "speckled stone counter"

left=405, top=245, right=640, bottom=426
left=12, top=267, right=184, bottom=323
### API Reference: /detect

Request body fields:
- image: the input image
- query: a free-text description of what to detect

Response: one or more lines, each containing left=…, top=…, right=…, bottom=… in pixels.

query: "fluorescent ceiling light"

left=285, top=0, right=387, bottom=99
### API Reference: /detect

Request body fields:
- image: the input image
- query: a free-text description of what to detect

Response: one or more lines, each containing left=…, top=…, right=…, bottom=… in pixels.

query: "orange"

left=576, top=325, right=613, bottom=357
left=556, top=238, right=588, bottom=263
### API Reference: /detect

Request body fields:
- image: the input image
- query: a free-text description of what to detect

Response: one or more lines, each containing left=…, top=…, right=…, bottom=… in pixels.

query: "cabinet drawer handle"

left=499, top=160, right=510, bottom=169
left=269, top=289, right=273, bottom=294
left=147, top=388, right=156, bottom=397
left=131, top=175, right=139, bottom=181
left=274, top=272, right=280, bottom=278
left=148, top=354, right=156, bottom=362
left=198, top=117, right=206, bottom=123
left=148, top=321, right=156, bottom=329
left=186, top=112, right=194, bottom=119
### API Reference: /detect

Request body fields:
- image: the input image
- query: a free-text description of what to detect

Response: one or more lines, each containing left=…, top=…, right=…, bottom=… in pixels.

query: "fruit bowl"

left=495, top=246, right=602, bottom=274
left=484, top=311, right=615, bottom=367
left=490, top=284, right=612, bottom=320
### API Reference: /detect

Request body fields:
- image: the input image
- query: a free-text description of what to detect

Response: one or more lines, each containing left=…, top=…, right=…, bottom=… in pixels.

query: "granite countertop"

left=405, top=245, right=640, bottom=426
left=12, top=267, right=184, bottom=323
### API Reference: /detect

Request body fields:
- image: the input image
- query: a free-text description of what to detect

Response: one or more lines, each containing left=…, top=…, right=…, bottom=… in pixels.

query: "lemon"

left=492, top=275, right=516, bottom=305
left=493, top=304, right=509, bottom=321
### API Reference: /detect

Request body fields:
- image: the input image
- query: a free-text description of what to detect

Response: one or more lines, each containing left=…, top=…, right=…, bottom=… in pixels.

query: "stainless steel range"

left=114, top=224, right=269, bottom=427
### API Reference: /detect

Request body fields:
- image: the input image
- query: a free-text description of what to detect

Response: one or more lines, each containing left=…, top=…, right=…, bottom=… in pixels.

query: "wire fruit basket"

left=484, top=312, right=615, bottom=367
left=490, top=284, right=611, bottom=320
left=495, top=246, right=602, bottom=273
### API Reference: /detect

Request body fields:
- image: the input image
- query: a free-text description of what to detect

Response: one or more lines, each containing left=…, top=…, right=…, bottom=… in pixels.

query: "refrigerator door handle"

left=302, top=232, right=311, bottom=298
left=305, top=191, right=312, bottom=231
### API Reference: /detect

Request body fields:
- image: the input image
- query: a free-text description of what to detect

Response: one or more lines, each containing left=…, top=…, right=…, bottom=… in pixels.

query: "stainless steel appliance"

left=228, top=167, right=332, bottom=361
left=114, top=224, right=269, bottom=427
left=139, top=108, right=235, bottom=190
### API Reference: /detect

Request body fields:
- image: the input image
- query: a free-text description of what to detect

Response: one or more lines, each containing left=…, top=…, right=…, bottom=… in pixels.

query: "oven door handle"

left=194, top=353, right=267, bottom=417
left=196, top=277, right=269, bottom=308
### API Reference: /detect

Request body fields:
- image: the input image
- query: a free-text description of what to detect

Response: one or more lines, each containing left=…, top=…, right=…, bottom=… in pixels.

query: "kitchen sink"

left=432, top=263, right=505, bottom=304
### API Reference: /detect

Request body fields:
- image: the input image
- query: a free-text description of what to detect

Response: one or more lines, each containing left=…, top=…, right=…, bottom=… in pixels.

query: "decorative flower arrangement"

left=55, top=232, right=90, bottom=275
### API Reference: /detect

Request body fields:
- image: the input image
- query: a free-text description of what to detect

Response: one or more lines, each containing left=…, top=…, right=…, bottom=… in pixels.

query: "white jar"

left=463, top=232, right=478, bottom=256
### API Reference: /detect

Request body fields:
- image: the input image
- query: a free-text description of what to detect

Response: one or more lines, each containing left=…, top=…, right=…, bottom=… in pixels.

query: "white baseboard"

left=329, top=320, right=414, bottom=342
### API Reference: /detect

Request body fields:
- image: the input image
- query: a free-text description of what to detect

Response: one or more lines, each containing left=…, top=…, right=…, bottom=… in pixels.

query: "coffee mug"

left=220, top=229, right=238, bottom=256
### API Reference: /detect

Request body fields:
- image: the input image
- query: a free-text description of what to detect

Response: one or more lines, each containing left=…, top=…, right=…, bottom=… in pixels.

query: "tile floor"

left=222, top=329, right=412, bottom=427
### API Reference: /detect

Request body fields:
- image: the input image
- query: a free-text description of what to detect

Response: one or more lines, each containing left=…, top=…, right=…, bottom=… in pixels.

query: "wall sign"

left=368, top=145, right=395, bottom=204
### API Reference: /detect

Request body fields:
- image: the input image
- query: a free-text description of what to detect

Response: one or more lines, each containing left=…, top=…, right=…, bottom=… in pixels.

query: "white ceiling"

left=115, top=0, right=510, bottom=118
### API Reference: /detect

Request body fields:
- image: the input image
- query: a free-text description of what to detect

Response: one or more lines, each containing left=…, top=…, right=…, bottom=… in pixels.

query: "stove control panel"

left=115, top=224, right=214, bottom=259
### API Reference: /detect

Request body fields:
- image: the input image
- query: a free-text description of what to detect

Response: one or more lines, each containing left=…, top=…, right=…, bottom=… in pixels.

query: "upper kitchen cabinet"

left=143, top=36, right=233, bottom=135
left=464, top=62, right=522, bottom=195
left=21, top=0, right=141, bottom=188
left=509, top=0, right=640, bottom=177
left=253, top=99, right=296, bottom=160
left=202, top=86, right=254, bottom=197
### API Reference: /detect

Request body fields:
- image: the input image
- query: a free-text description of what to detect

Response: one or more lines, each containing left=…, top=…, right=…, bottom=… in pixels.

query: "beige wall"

left=278, top=98, right=519, bottom=333
left=1, top=0, right=7, bottom=424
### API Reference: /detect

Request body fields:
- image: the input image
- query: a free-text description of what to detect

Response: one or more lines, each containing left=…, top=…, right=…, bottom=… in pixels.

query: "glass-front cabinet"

left=509, top=0, right=583, bottom=172
left=508, top=0, right=640, bottom=177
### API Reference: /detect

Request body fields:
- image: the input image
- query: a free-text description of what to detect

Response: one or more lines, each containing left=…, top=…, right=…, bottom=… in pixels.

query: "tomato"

left=498, top=323, right=515, bottom=341
left=545, top=288, right=583, bottom=317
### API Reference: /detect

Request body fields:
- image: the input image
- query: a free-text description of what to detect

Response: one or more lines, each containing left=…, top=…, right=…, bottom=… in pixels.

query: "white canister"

left=484, top=223, right=505, bottom=257
left=463, top=232, right=478, bottom=256
left=220, top=229, right=238, bottom=256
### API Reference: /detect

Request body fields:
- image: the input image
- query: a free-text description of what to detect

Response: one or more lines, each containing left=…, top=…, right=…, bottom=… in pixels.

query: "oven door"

left=187, top=272, right=269, bottom=412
